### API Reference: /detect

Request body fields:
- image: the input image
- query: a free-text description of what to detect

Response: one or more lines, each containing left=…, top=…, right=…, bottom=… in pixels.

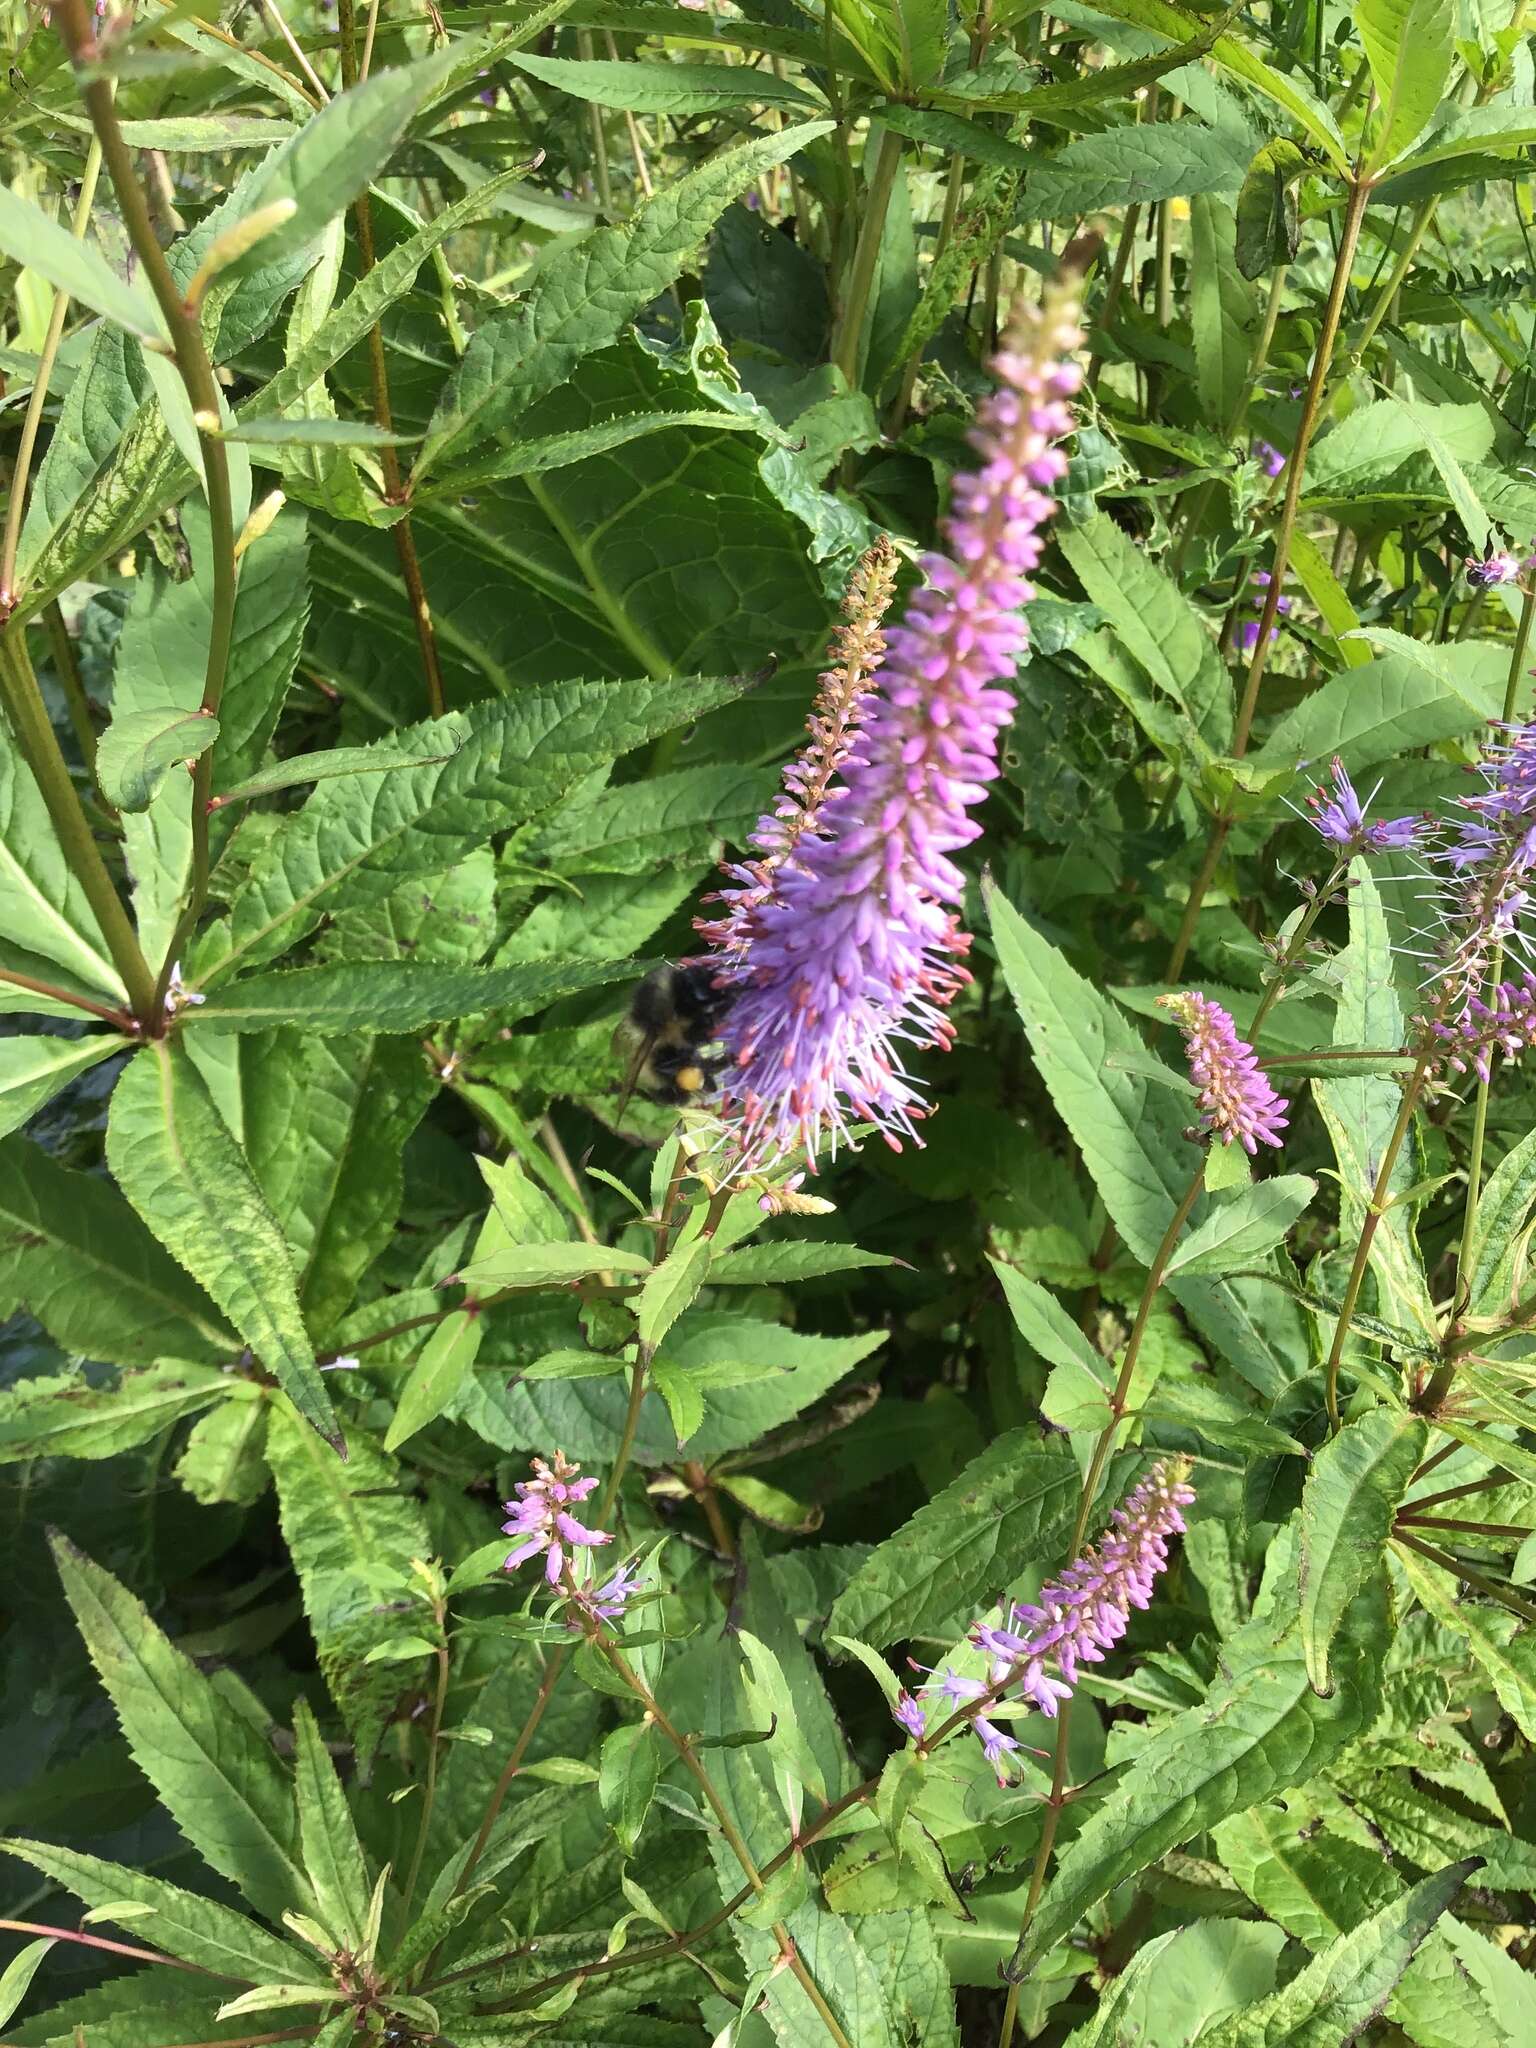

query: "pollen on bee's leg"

left=676, top=1065, right=705, bottom=1094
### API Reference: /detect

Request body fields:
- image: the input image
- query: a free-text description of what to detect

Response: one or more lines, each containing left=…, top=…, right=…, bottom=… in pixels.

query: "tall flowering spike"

left=704, top=278, right=1085, bottom=1166
left=941, top=1459, right=1193, bottom=1782
left=502, top=1450, right=611, bottom=1586
left=1158, top=992, right=1288, bottom=1153
left=1306, top=756, right=1421, bottom=856
left=1424, top=720, right=1536, bottom=1034
left=697, top=536, right=900, bottom=973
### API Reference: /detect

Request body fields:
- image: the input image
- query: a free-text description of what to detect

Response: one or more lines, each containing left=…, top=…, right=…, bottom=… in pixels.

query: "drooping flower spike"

left=1422, top=720, right=1536, bottom=1028
left=501, top=1451, right=612, bottom=1586
left=889, top=1460, right=1195, bottom=1784
left=1157, top=993, right=1289, bottom=1153
left=701, top=277, right=1086, bottom=1167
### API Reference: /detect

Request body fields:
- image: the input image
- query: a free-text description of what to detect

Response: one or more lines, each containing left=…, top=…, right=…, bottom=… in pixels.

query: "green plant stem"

left=1169, top=179, right=1370, bottom=979
left=888, top=153, right=967, bottom=433
left=1448, top=585, right=1536, bottom=1324
left=334, top=0, right=449, bottom=723
left=1231, top=177, right=1370, bottom=757
left=591, top=1636, right=854, bottom=2048
left=829, top=126, right=904, bottom=387
left=1393, top=1529, right=1536, bottom=1625
left=1085, top=203, right=1142, bottom=392
left=0, top=134, right=105, bottom=610
left=1326, top=1048, right=1435, bottom=1430
left=577, top=29, right=615, bottom=213
left=0, top=965, right=131, bottom=1027
left=0, top=1916, right=235, bottom=1977
left=998, top=1159, right=1205, bottom=2040
left=0, top=631, right=157, bottom=1021
left=402, top=1596, right=452, bottom=1917
left=42, top=601, right=102, bottom=794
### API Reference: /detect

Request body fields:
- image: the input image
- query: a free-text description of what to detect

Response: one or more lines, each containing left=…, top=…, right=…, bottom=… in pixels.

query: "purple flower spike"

left=1425, top=721, right=1536, bottom=1029
left=502, top=1451, right=612, bottom=1585
left=1307, top=756, right=1422, bottom=856
left=580, top=1557, right=645, bottom=1626
left=961, top=1461, right=1192, bottom=1734
left=1432, top=971, right=1536, bottom=1083
left=1158, top=994, right=1289, bottom=1152
left=701, top=280, right=1085, bottom=1166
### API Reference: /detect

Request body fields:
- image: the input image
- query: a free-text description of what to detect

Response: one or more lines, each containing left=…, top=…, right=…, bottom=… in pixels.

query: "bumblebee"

left=611, top=964, right=735, bottom=1121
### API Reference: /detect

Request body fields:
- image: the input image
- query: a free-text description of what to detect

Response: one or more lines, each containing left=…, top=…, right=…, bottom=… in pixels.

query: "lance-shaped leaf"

left=106, top=1043, right=337, bottom=1446
left=1358, top=0, right=1454, bottom=169
left=293, top=1700, right=370, bottom=1952
left=1014, top=1574, right=1389, bottom=1973
left=1397, top=1543, right=1536, bottom=1740
left=5, top=1837, right=321, bottom=1984
left=414, top=119, right=833, bottom=480
left=1190, top=1860, right=1475, bottom=2046
left=189, top=956, right=633, bottom=1033
left=0, top=186, right=165, bottom=342
left=266, top=1401, right=437, bottom=1759
left=1299, top=1407, right=1427, bottom=1695
left=196, top=673, right=748, bottom=984
left=1166, top=1176, right=1317, bottom=1277
left=825, top=1430, right=1085, bottom=1649
left=509, top=49, right=821, bottom=111
left=0, top=1133, right=233, bottom=1364
left=96, top=707, right=220, bottom=814
left=0, top=1360, right=229, bottom=1463
left=385, top=1308, right=483, bottom=1453
left=51, top=1537, right=312, bottom=1922
left=0, top=1033, right=121, bottom=1142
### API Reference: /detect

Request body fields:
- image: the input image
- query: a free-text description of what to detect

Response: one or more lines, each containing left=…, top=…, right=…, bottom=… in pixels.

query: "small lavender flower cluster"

left=701, top=279, right=1085, bottom=1166
left=893, top=1460, right=1194, bottom=1784
left=501, top=1452, right=644, bottom=1625
left=1252, top=439, right=1286, bottom=480
left=1465, top=546, right=1531, bottom=590
left=1158, top=993, right=1289, bottom=1152
left=1433, top=971, right=1536, bottom=1083
left=1307, top=757, right=1421, bottom=856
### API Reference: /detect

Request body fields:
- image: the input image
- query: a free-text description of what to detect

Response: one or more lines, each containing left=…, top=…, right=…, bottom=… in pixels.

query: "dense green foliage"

left=3, top=0, right=1536, bottom=2041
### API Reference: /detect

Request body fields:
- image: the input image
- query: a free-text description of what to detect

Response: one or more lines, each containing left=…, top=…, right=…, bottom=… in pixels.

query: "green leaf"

left=51, top=1537, right=312, bottom=1921
left=293, top=1699, right=370, bottom=1952
left=215, top=51, right=457, bottom=282
left=1191, top=1861, right=1474, bottom=2046
left=460, top=1239, right=651, bottom=1288
left=411, top=405, right=762, bottom=498
left=991, top=1258, right=1109, bottom=1379
left=1299, top=1408, right=1427, bottom=1695
left=106, top=1044, right=338, bottom=1446
left=635, top=1237, right=713, bottom=1349
left=708, top=1242, right=896, bottom=1284
left=1057, top=512, right=1230, bottom=748
left=190, top=956, right=632, bottom=1033
left=236, top=1030, right=436, bottom=1340
left=1358, top=0, right=1455, bottom=168
left=1016, top=1580, right=1389, bottom=1973
left=598, top=1721, right=661, bottom=1854
left=197, top=677, right=748, bottom=984
left=1313, top=869, right=1436, bottom=1341
left=96, top=707, right=220, bottom=814
left=0, top=733, right=128, bottom=1002
left=1234, top=139, right=1307, bottom=279
left=874, top=100, right=1031, bottom=169
left=1255, top=639, right=1506, bottom=773
left=1214, top=1802, right=1403, bottom=1947
left=413, top=120, right=834, bottom=480
left=0, top=1941, right=54, bottom=2029
left=987, top=884, right=1301, bottom=1398
left=0, top=186, right=165, bottom=342
left=1374, top=103, right=1536, bottom=196
left=1190, top=195, right=1255, bottom=433
left=1397, top=1544, right=1536, bottom=1740
left=175, top=1391, right=269, bottom=1506
left=0, top=1360, right=229, bottom=1463
left=1165, top=1176, right=1317, bottom=1277
left=212, top=739, right=459, bottom=807
left=215, top=416, right=419, bottom=447
left=0, top=1032, right=121, bottom=1142
left=5, top=1837, right=318, bottom=1984
left=386, top=1308, right=484, bottom=1452
left=826, top=1430, right=1082, bottom=1649
left=526, top=762, right=772, bottom=877
left=0, top=1133, right=233, bottom=1365
left=509, top=49, right=819, bottom=111
left=265, top=1401, right=437, bottom=1758
left=1467, top=1122, right=1536, bottom=1317
left=1015, top=120, right=1251, bottom=220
